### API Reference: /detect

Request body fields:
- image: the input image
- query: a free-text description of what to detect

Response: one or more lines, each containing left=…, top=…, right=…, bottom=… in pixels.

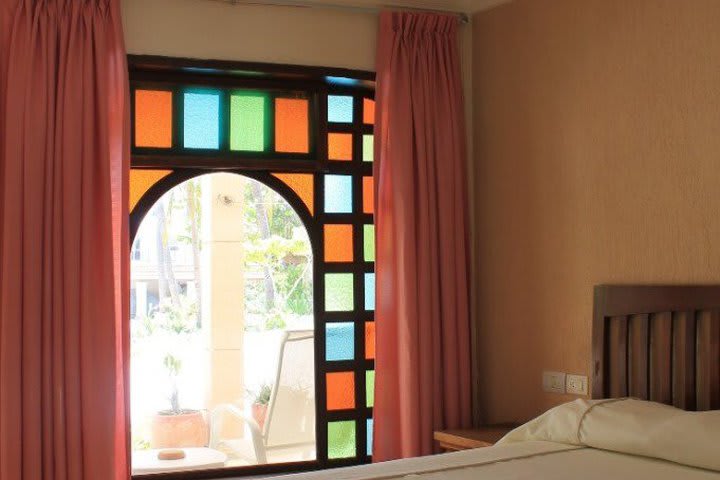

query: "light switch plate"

left=542, top=371, right=566, bottom=393
left=566, top=374, right=588, bottom=396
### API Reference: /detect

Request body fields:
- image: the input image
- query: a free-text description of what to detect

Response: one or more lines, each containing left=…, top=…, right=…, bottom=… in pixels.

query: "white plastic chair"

left=209, top=330, right=315, bottom=464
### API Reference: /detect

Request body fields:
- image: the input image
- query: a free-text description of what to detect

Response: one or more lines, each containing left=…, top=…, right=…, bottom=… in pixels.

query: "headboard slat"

left=671, top=311, right=696, bottom=410
left=696, top=310, right=720, bottom=411
left=628, top=314, right=649, bottom=399
left=593, top=285, right=720, bottom=411
left=649, top=312, right=672, bottom=405
left=607, top=316, right=628, bottom=397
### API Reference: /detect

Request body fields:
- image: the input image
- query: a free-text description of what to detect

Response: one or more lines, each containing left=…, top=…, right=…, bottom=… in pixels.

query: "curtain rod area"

left=210, top=0, right=470, bottom=24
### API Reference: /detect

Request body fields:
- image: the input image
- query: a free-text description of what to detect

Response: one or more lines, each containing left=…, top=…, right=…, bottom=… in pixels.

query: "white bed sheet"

left=252, top=441, right=720, bottom=480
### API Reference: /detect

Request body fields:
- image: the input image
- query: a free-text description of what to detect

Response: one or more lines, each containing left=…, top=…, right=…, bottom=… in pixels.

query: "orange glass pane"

left=328, top=133, right=353, bottom=161
left=135, top=90, right=172, bottom=148
left=363, top=98, right=375, bottom=125
left=324, top=224, right=354, bottom=262
left=327, top=372, right=355, bottom=410
left=275, top=98, right=309, bottom=153
left=363, top=176, right=374, bottom=214
left=365, top=321, right=375, bottom=360
left=272, top=173, right=314, bottom=216
left=130, top=169, right=172, bottom=211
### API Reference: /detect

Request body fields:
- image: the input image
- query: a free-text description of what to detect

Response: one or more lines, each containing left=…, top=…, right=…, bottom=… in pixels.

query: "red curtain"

left=373, top=11, right=472, bottom=461
left=0, top=1, right=130, bottom=479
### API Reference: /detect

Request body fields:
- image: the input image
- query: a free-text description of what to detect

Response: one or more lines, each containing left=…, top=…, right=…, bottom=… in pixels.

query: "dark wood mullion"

left=128, top=54, right=375, bottom=83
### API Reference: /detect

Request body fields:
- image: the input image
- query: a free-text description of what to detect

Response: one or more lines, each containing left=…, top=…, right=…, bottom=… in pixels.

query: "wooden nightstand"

left=434, top=425, right=517, bottom=451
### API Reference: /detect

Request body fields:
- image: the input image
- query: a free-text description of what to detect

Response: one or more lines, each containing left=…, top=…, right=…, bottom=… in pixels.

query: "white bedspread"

left=254, top=440, right=719, bottom=480
left=251, top=399, right=720, bottom=480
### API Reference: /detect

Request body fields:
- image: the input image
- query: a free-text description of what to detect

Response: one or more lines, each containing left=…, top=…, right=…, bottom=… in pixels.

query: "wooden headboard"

left=592, top=285, right=720, bottom=410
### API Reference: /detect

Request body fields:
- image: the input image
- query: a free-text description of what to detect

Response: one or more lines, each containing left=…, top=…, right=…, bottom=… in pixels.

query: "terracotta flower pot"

left=150, top=410, right=208, bottom=448
left=252, top=403, right=268, bottom=431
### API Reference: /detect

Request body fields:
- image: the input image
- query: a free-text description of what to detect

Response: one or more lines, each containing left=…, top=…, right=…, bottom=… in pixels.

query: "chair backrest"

left=264, top=330, right=315, bottom=448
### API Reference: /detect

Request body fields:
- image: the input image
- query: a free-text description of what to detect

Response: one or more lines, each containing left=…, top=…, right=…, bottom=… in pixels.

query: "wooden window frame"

left=128, top=55, right=376, bottom=480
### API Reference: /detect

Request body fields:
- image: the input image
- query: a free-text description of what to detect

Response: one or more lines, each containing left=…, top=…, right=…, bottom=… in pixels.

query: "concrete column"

left=203, top=173, right=246, bottom=438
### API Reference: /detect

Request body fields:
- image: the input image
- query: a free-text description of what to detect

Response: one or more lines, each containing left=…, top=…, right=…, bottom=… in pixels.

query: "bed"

left=264, top=285, right=720, bottom=480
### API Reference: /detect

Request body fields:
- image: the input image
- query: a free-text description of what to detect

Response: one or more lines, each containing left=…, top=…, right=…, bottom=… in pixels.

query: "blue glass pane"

left=184, top=92, right=220, bottom=149
left=364, top=273, right=375, bottom=311
left=367, top=419, right=373, bottom=456
left=324, top=175, right=353, bottom=213
left=326, top=323, right=355, bottom=361
left=328, top=95, right=353, bottom=123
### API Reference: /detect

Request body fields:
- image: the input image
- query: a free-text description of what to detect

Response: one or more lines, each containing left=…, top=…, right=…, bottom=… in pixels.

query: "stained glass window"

left=325, top=273, right=354, bottom=311
left=129, top=169, right=172, bottom=211
left=272, top=173, right=314, bottom=215
left=184, top=91, right=220, bottom=149
left=325, top=175, right=353, bottom=213
left=365, top=322, right=375, bottom=360
left=366, top=370, right=375, bottom=407
left=328, top=421, right=356, bottom=459
left=276, top=98, right=310, bottom=153
left=230, top=93, right=267, bottom=152
left=363, top=176, right=374, bottom=214
left=135, top=90, right=172, bottom=148
left=130, top=73, right=376, bottom=471
left=326, top=372, right=355, bottom=410
left=366, top=419, right=374, bottom=456
left=363, top=135, right=374, bottom=162
left=363, top=225, right=375, bottom=262
left=328, top=95, right=353, bottom=123
left=363, top=98, right=375, bottom=125
left=324, top=224, right=354, bottom=262
left=326, top=323, right=355, bottom=361
left=364, top=273, right=375, bottom=311
left=328, top=133, right=353, bottom=161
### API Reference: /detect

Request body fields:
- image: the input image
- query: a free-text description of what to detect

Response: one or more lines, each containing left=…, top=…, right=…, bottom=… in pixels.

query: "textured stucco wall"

left=472, top=0, right=720, bottom=423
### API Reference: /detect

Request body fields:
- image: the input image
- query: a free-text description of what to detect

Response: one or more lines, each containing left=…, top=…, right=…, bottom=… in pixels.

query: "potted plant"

left=250, top=383, right=272, bottom=431
left=150, top=353, right=209, bottom=448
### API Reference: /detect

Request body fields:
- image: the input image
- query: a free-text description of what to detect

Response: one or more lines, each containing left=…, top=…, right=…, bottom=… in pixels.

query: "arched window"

left=129, top=57, right=375, bottom=478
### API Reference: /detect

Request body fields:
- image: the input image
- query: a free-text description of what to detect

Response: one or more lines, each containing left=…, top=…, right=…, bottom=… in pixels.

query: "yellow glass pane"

left=272, top=173, right=314, bottom=216
left=130, top=169, right=172, bottom=211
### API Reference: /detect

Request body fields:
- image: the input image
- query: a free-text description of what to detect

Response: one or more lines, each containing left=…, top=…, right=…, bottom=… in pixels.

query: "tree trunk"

left=251, top=181, right=276, bottom=310
left=155, top=198, right=181, bottom=308
left=186, top=181, right=203, bottom=327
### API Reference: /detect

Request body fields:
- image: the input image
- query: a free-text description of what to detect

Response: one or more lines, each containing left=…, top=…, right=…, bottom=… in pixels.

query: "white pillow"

left=498, top=398, right=720, bottom=471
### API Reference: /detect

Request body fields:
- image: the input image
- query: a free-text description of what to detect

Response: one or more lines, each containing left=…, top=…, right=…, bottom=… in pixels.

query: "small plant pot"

left=150, top=410, right=208, bottom=449
left=252, top=403, right=268, bottom=431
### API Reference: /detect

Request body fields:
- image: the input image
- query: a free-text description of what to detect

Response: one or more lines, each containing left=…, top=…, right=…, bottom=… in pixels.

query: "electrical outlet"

left=566, top=374, right=588, bottom=396
left=542, top=371, right=566, bottom=393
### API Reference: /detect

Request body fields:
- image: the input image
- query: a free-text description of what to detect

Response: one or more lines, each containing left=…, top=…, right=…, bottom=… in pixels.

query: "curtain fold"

left=373, top=11, right=472, bottom=462
left=0, top=1, right=130, bottom=479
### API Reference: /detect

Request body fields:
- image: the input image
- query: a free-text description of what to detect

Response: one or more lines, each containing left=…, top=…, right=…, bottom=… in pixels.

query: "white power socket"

left=566, top=374, right=588, bottom=396
left=542, top=371, right=566, bottom=393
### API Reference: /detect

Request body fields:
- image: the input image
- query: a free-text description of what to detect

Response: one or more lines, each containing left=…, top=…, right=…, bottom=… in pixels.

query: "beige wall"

left=472, top=0, right=720, bottom=423
left=121, top=0, right=377, bottom=70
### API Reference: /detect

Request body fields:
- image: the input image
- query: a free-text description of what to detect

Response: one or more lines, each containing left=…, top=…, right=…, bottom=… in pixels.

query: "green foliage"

left=249, top=383, right=273, bottom=405
left=243, top=180, right=313, bottom=329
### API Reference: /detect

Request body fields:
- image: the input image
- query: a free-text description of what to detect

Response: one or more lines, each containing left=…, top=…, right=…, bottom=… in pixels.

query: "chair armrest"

left=209, top=404, right=268, bottom=464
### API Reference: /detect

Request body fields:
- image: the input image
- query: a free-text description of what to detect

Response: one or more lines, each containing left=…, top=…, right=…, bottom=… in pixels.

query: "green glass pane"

left=363, top=225, right=375, bottom=262
left=363, top=135, right=374, bottom=162
left=230, top=94, right=266, bottom=152
left=328, top=421, right=356, bottom=459
left=366, top=370, right=375, bottom=407
left=325, top=273, right=354, bottom=311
